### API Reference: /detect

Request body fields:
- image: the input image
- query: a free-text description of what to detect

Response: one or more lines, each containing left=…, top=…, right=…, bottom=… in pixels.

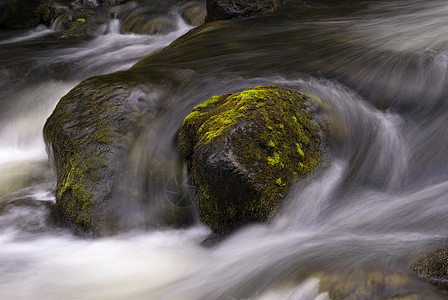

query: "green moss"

left=183, top=111, right=201, bottom=125
left=238, top=106, right=248, bottom=113
left=56, top=154, right=99, bottom=230
left=296, top=143, right=304, bottom=156
left=94, top=121, right=112, bottom=144
left=193, top=95, right=228, bottom=111
left=76, top=18, right=86, bottom=24
left=54, top=148, right=110, bottom=232
left=275, top=178, right=285, bottom=186
left=268, top=152, right=282, bottom=166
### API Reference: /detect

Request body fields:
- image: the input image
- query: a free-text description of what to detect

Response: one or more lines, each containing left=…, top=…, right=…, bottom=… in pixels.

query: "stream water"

left=2, top=0, right=448, bottom=299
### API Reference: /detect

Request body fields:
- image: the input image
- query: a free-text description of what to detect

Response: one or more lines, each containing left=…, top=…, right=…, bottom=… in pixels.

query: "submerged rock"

left=205, top=0, right=281, bottom=22
left=413, top=249, right=448, bottom=288
left=316, top=269, right=435, bottom=300
left=179, top=86, right=324, bottom=233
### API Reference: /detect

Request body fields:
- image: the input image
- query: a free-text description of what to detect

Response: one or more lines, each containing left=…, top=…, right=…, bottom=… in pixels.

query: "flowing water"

left=2, top=0, right=448, bottom=299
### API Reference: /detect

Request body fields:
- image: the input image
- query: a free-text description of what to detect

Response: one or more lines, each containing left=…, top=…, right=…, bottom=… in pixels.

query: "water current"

left=1, top=1, right=448, bottom=299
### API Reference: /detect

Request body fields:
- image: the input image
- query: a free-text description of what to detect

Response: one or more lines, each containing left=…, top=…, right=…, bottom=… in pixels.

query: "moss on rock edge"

left=179, top=86, right=324, bottom=233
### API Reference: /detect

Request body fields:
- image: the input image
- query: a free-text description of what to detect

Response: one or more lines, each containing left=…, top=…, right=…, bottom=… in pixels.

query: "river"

left=1, top=0, right=448, bottom=299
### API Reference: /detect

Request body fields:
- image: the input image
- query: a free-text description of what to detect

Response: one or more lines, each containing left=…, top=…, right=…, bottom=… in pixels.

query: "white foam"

left=0, top=28, right=54, bottom=45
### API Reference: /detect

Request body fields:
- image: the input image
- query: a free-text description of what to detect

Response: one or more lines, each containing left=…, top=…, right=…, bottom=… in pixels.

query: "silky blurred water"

left=1, top=0, right=448, bottom=299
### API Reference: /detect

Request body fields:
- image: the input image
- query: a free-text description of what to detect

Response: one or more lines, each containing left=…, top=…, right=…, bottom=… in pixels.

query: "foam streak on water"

left=0, top=26, right=54, bottom=46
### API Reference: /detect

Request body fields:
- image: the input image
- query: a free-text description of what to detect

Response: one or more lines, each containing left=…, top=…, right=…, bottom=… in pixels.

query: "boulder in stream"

left=179, top=86, right=324, bottom=233
left=43, top=68, right=197, bottom=236
left=58, top=8, right=109, bottom=39
left=43, top=74, right=139, bottom=235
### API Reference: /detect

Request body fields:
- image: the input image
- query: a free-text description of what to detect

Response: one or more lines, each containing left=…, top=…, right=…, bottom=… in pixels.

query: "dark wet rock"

left=205, top=0, right=281, bottom=22
left=57, top=8, right=90, bottom=28
left=200, top=232, right=227, bottom=247
left=413, top=249, right=448, bottom=289
left=179, top=86, right=324, bottom=233
left=0, top=0, right=52, bottom=29
left=61, top=19, right=101, bottom=39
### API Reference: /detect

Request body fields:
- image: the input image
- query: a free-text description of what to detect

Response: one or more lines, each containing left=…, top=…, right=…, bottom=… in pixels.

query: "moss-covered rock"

left=205, top=0, right=281, bottom=22
left=44, top=68, right=197, bottom=236
left=60, top=20, right=99, bottom=39
left=179, top=86, right=324, bottom=233
left=58, top=8, right=108, bottom=39
left=413, top=249, right=448, bottom=288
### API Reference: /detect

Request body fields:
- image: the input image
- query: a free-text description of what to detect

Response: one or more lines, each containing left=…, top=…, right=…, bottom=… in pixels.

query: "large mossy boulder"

left=413, top=249, right=448, bottom=288
left=179, top=86, right=324, bottom=233
left=205, top=0, right=281, bottom=22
